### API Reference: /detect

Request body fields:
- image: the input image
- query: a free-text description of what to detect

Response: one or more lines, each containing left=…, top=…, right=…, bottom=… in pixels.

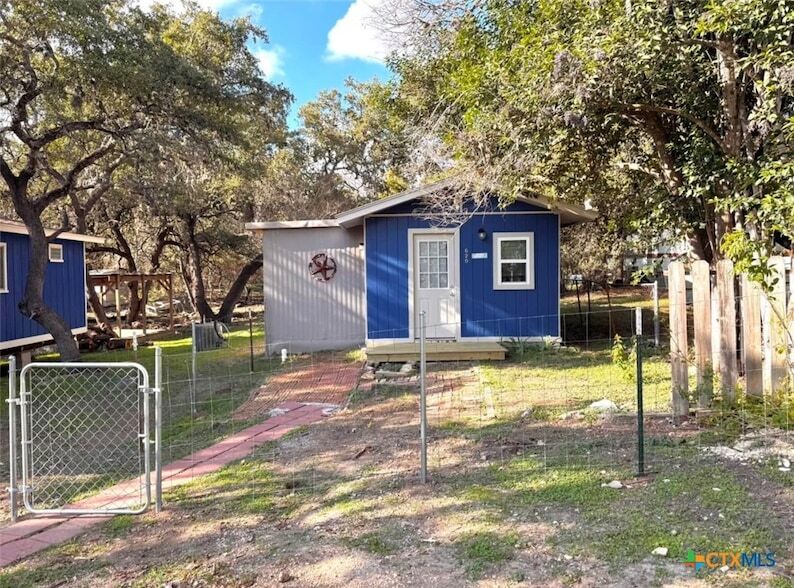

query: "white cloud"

left=235, top=2, right=264, bottom=19
left=254, top=46, right=286, bottom=80
left=326, top=0, right=393, bottom=63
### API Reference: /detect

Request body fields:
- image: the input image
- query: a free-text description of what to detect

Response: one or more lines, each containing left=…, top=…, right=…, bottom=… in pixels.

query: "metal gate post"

left=19, top=362, right=31, bottom=514
left=191, top=321, right=197, bottom=414
left=154, top=346, right=163, bottom=512
left=141, top=364, right=152, bottom=509
left=7, top=355, right=18, bottom=522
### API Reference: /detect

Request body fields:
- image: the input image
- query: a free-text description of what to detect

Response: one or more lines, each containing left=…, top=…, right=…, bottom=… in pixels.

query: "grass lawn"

left=560, top=285, right=669, bottom=349
left=1, top=340, right=791, bottom=587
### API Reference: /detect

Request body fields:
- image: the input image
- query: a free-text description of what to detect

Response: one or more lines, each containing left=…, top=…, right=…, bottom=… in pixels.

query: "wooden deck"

left=366, top=340, right=507, bottom=362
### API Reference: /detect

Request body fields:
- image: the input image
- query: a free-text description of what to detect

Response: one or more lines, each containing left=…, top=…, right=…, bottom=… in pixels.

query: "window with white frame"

left=48, top=243, right=64, bottom=263
left=493, top=232, right=534, bottom=290
left=0, top=242, right=7, bottom=292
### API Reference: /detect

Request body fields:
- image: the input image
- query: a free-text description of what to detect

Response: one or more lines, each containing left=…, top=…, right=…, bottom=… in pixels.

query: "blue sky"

left=146, top=0, right=394, bottom=127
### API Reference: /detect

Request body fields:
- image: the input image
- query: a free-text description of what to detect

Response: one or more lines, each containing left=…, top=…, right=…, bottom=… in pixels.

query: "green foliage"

left=455, top=531, right=518, bottom=579
left=297, top=79, right=412, bottom=203
left=699, top=388, right=794, bottom=443
left=1, top=0, right=294, bottom=333
left=104, top=515, right=135, bottom=537
left=343, top=528, right=403, bottom=556
left=610, top=334, right=636, bottom=382
left=385, top=0, right=793, bottom=273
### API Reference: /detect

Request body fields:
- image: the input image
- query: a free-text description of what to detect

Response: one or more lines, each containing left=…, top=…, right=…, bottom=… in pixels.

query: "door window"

left=418, top=239, right=449, bottom=289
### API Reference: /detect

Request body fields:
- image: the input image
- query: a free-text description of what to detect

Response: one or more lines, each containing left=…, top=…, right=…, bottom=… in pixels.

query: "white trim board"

left=245, top=219, right=339, bottom=232
left=0, top=219, right=105, bottom=244
left=365, top=336, right=561, bottom=345
left=461, top=336, right=561, bottom=343
left=335, top=178, right=597, bottom=228
left=0, top=327, right=89, bottom=351
left=362, top=218, right=369, bottom=342
left=367, top=211, right=559, bottom=218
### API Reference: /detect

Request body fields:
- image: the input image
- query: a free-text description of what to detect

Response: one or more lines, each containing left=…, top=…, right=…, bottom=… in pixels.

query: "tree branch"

left=31, top=120, right=110, bottom=149
left=87, top=245, right=127, bottom=257
left=614, top=102, right=729, bottom=154
left=33, top=143, right=116, bottom=211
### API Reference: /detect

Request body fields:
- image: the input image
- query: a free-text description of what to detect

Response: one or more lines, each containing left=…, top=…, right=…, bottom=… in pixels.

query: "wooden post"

left=716, top=260, right=737, bottom=404
left=789, top=263, right=794, bottom=384
left=767, top=256, right=788, bottom=392
left=115, top=273, right=122, bottom=337
left=668, top=261, right=689, bottom=418
left=711, top=292, right=721, bottom=377
left=168, top=273, right=174, bottom=331
left=741, top=274, right=763, bottom=397
left=692, top=260, right=713, bottom=407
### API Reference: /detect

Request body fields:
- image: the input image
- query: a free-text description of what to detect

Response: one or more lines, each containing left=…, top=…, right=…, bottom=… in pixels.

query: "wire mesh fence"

left=0, top=292, right=791, bottom=528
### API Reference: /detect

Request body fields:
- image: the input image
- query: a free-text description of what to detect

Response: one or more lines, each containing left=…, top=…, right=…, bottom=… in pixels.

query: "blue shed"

left=247, top=180, right=596, bottom=357
left=0, top=218, right=103, bottom=351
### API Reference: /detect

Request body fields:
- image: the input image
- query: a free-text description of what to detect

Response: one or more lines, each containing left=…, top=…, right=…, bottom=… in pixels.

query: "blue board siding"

left=0, top=232, right=87, bottom=345
left=365, top=200, right=559, bottom=340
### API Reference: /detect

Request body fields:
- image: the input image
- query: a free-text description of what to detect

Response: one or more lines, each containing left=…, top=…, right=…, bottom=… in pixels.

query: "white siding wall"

left=261, top=226, right=365, bottom=353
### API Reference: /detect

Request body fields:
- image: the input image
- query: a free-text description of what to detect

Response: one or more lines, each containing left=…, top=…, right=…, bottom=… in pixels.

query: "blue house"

left=247, top=180, right=596, bottom=357
left=0, top=218, right=103, bottom=352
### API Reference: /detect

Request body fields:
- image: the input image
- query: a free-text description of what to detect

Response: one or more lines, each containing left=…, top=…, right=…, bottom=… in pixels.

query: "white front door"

left=413, top=233, right=457, bottom=339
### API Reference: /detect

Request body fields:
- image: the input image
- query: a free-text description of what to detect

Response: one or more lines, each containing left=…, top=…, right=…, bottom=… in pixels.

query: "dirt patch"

left=3, top=362, right=792, bottom=587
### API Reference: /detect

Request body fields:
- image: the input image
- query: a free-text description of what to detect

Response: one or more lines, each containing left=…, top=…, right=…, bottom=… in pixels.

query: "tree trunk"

left=128, top=281, right=143, bottom=323
left=181, top=215, right=216, bottom=321
left=215, top=254, right=263, bottom=323
left=86, top=268, right=112, bottom=331
left=107, top=220, right=142, bottom=323
left=139, top=226, right=174, bottom=314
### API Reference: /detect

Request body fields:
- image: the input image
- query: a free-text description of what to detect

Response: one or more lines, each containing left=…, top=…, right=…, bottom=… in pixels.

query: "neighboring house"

left=0, top=218, right=103, bottom=351
left=621, top=233, right=691, bottom=285
left=246, top=181, right=596, bottom=353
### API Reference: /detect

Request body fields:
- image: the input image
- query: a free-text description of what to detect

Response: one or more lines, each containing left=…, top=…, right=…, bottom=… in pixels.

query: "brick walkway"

left=0, top=402, right=328, bottom=568
left=234, top=360, right=362, bottom=421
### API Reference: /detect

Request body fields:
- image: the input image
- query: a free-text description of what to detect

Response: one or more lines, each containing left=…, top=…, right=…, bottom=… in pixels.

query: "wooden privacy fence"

left=668, top=257, right=793, bottom=417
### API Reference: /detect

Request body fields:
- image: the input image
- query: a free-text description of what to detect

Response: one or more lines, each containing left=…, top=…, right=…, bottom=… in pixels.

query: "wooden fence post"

left=692, top=260, right=713, bottom=407
left=711, top=293, right=721, bottom=377
left=716, top=260, right=738, bottom=404
left=767, top=257, right=788, bottom=392
left=668, top=261, right=689, bottom=418
left=741, top=274, right=763, bottom=397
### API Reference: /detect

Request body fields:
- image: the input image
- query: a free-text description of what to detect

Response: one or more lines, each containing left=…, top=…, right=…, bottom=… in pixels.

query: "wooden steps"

left=366, top=341, right=506, bottom=363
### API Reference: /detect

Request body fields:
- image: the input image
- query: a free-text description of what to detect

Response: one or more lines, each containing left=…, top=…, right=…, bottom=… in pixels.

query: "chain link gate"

left=7, top=349, right=162, bottom=520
